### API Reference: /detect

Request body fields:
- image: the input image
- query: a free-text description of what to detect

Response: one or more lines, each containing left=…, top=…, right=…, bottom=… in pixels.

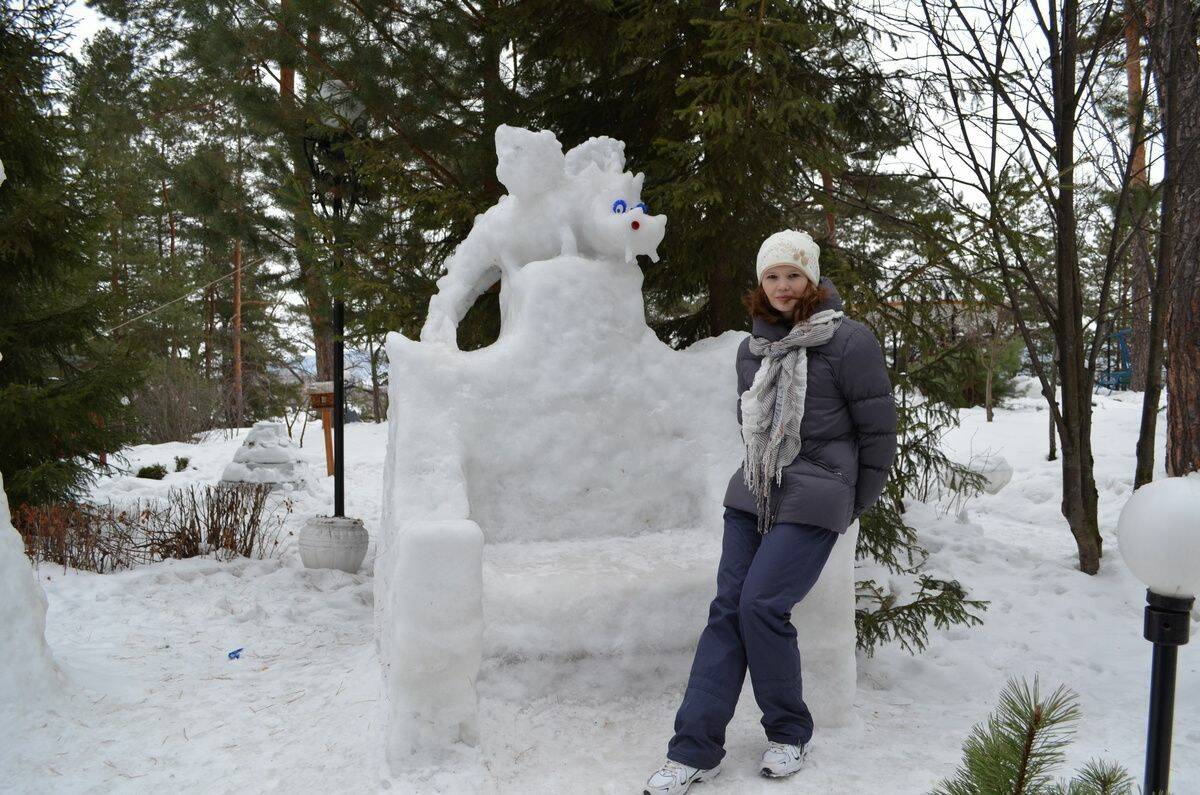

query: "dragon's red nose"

left=631, top=220, right=640, bottom=231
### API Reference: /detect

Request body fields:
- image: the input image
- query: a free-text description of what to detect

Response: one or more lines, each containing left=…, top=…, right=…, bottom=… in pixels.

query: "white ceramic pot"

left=298, top=515, right=368, bottom=573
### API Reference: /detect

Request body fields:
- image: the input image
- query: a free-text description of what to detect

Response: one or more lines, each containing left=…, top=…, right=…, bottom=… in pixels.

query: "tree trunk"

left=280, top=5, right=334, bottom=381
left=985, top=333, right=996, bottom=423
left=369, top=336, right=383, bottom=423
left=161, top=178, right=176, bottom=262
left=821, top=168, right=837, bottom=245
left=204, top=285, right=214, bottom=379
left=1053, top=0, right=1102, bottom=574
left=1127, top=0, right=1171, bottom=487
left=1150, top=0, right=1200, bottom=476
left=1126, top=2, right=1154, bottom=392
left=1047, top=341, right=1058, bottom=461
left=232, top=239, right=244, bottom=429
left=707, top=261, right=745, bottom=336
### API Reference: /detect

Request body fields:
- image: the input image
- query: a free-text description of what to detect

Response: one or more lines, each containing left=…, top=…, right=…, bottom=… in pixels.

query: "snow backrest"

left=380, top=127, right=747, bottom=543
left=384, top=256, right=743, bottom=543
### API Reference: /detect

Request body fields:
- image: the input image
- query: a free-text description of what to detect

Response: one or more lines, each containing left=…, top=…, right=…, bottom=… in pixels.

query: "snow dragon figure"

left=419, top=125, right=667, bottom=346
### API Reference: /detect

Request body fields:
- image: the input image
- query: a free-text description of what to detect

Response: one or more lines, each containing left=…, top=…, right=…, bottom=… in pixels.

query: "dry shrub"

left=14, top=502, right=151, bottom=572
left=155, top=483, right=289, bottom=561
left=14, top=483, right=290, bottom=572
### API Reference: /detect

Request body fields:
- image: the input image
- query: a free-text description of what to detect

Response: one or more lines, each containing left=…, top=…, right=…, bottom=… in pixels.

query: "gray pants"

left=666, top=506, right=839, bottom=770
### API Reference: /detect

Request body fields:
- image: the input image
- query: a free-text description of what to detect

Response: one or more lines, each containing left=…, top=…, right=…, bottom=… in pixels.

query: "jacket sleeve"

left=735, top=339, right=751, bottom=426
left=837, top=326, right=898, bottom=518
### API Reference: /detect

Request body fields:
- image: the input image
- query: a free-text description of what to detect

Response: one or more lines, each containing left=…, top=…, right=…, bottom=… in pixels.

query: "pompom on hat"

left=755, top=230, right=820, bottom=286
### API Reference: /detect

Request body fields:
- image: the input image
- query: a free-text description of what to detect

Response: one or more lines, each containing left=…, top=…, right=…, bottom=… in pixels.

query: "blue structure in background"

left=1096, top=327, right=1133, bottom=392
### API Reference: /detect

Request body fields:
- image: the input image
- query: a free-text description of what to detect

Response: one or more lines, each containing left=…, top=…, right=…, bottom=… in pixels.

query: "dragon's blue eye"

left=611, top=199, right=627, bottom=214
left=634, top=202, right=648, bottom=214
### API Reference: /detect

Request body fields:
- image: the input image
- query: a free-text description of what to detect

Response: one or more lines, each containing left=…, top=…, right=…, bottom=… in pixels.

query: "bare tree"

left=908, top=0, right=1144, bottom=573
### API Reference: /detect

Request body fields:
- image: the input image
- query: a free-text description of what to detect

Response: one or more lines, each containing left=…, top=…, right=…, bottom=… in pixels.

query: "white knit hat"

left=755, top=230, right=820, bottom=286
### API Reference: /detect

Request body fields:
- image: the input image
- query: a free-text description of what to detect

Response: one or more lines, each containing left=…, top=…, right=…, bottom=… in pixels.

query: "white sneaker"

left=760, top=740, right=808, bottom=777
left=643, top=759, right=721, bottom=794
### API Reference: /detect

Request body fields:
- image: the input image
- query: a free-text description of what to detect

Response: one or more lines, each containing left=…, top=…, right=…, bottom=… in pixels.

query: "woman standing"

left=644, top=230, right=898, bottom=794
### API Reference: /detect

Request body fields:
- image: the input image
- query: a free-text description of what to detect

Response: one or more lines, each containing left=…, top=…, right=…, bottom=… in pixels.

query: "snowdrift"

left=0, top=474, right=62, bottom=706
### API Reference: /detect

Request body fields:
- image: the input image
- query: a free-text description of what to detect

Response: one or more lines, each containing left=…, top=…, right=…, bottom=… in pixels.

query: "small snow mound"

left=967, top=453, right=1013, bottom=495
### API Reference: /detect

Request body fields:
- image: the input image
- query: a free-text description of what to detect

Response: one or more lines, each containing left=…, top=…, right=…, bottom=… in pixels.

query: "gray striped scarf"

left=741, top=309, right=844, bottom=534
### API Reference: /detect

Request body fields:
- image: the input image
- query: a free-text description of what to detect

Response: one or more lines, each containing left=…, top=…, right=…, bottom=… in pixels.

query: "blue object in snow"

left=227, top=647, right=244, bottom=660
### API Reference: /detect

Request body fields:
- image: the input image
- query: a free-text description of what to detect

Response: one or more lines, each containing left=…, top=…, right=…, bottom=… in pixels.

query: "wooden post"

left=307, top=381, right=336, bottom=477
left=322, top=408, right=334, bottom=476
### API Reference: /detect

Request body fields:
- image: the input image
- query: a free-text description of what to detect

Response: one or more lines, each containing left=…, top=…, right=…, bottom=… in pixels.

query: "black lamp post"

left=302, top=81, right=366, bottom=519
left=295, top=81, right=370, bottom=574
left=1142, top=591, right=1193, bottom=794
left=1117, top=477, right=1200, bottom=795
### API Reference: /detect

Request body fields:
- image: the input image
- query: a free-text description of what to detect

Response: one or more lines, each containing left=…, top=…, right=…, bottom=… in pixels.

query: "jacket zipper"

left=802, top=456, right=848, bottom=483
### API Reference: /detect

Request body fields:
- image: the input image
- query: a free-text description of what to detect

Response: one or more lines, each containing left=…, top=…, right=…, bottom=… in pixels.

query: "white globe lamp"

left=1117, top=473, right=1200, bottom=795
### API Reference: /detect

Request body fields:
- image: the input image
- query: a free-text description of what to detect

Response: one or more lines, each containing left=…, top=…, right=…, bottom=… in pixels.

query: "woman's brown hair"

left=742, top=281, right=829, bottom=325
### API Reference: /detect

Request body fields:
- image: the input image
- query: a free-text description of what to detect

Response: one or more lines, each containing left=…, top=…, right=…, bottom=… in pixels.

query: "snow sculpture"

left=220, top=422, right=306, bottom=488
left=419, top=125, right=667, bottom=347
left=0, top=473, right=62, bottom=704
left=378, top=126, right=858, bottom=769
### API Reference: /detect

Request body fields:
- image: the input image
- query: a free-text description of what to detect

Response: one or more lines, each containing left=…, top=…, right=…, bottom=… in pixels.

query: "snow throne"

left=378, top=126, right=859, bottom=770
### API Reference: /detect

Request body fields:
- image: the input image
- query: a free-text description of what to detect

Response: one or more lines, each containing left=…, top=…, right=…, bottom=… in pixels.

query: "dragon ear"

left=564, top=136, right=627, bottom=176
left=494, top=125, right=566, bottom=199
left=632, top=172, right=645, bottom=194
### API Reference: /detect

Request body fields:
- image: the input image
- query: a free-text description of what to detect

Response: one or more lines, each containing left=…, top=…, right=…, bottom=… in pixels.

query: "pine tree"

left=0, top=0, right=143, bottom=506
left=933, top=678, right=1134, bottom=795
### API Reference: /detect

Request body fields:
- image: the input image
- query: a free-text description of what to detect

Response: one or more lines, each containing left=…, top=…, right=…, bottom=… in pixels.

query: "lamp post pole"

left=1143, top=591, right=1193, bottom=795
left=332, top=187, right=345, bottom=519
left=295, top=80, right=368, bottom=573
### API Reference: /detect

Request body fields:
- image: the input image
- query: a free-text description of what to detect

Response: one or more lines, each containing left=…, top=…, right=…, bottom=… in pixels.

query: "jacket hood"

left=751, top=276, right=845, bottom=342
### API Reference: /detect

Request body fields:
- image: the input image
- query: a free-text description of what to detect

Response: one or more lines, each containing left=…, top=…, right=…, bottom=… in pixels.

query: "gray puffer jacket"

left=723, top=277, right=898, bottom=533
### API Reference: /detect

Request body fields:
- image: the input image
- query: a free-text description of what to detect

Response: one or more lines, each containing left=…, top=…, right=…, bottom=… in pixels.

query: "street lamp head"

left=316, top=79, right=365, bottom=129
left=1117, top=473, right=1200, bottom=599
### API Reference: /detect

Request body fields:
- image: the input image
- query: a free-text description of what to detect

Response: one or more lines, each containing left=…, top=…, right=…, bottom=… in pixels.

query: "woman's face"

left=761, top=265, right=812, bottom=315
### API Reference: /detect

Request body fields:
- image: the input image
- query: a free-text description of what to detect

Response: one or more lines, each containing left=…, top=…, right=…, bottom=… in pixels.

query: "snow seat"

left=480, top=522, right=859, bottom=716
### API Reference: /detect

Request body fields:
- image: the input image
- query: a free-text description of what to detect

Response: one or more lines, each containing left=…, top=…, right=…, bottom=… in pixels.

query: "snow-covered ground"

left=2, top=381, right=1197, bottom=793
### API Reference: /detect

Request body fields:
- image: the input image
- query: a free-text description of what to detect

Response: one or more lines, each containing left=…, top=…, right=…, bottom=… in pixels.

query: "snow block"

left=380, top=519, right=484, bottom=766
left=0, top=473, right=61, bottom=705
